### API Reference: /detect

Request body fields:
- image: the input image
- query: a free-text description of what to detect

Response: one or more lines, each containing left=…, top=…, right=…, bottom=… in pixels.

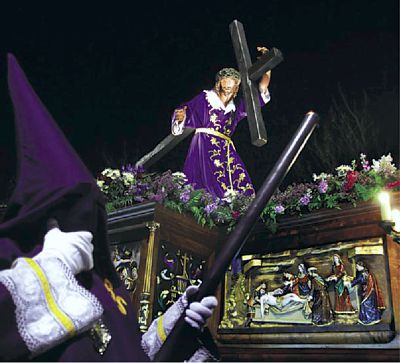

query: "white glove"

left=37, top=227, right=94, bottom=275
left=184, top=285, right=218, bottom=331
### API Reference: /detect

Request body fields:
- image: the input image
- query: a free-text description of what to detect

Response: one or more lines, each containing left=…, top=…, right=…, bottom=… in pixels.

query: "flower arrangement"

left=261, top=153, right=399, bottom=231
left=97, top=154, right=399, bottom=233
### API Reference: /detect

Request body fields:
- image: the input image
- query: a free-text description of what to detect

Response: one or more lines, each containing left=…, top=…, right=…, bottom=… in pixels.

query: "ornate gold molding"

left=348, top=244, right=384, bottom=258
left=138, top=221, right=160, bottom=332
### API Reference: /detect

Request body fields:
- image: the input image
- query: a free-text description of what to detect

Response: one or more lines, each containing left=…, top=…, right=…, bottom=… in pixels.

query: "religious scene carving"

left=153, top=241, right=206, bottom=319
left=220, top=238, right=390, bottom=333
left=110, top=242, right=141, bottom=294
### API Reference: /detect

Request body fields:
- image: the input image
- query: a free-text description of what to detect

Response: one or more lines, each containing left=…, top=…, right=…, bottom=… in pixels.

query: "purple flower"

left=134, top=195, right=145, bottom=202
left=204, top=203, right=218, bottom=215
left=362, top=160, right=371, bottom=171
left=122, top=164, right=144, bottom=174
left=274, top=205, right=285, bottom=214
left=128, top=185, right=138, bottom=194
left=299, top=195, right=311, bottom=206
left=150, top=193, right=163, bottom=202
left=318, top=180, right=328, bottom=194
left=179, top=189, right=191, bottom=203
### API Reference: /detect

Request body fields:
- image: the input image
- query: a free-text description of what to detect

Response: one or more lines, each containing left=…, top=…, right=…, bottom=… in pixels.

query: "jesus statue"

left=171, top=48, right=272, bottom=198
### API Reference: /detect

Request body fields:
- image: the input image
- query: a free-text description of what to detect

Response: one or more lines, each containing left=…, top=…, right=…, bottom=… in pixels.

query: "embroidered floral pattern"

left=208, top=135, right=254, bottom=196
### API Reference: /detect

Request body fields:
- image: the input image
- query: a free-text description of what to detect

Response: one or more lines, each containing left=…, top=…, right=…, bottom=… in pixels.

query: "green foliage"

left=98, top=154, right=399, bottom=234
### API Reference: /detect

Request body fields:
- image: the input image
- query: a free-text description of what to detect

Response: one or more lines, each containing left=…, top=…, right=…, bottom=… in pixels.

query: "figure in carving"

left=272, top=271, right=299, bottom=296
left=308, top=267, right=334, bottom=326
left=327, top=254, right=355, bottom=313
left=294, top=263, right=312, bottom=299
left=349, top=261, right=385, bottom=325
left=259, top=271, right=309, bottom=318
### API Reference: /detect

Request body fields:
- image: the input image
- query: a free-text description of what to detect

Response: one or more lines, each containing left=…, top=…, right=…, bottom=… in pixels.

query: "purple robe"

left=172, top=89, right=270, bottom=198
left=1, top=54, right=217, bottom=362
left=0, top=54, right=148, bottom=362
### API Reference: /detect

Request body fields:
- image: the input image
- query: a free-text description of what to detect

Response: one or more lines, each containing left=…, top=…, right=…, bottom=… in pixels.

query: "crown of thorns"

left=215, top=68, right=241, bottom=82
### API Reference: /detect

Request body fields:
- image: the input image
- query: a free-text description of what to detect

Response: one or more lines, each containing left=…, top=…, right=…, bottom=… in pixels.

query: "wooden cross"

left=230, top=19, right=283, bottom=146
left=136, top=20, right=283, bottom=168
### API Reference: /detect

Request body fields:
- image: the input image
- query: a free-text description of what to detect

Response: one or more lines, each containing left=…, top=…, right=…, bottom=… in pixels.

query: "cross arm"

left=248, top=47, right=284, bottom=81
left=135, top=128, right=194, bottom=169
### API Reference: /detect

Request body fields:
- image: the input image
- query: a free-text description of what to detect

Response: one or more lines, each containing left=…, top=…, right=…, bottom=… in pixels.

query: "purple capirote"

left=0, top=54, right=148, bottom=361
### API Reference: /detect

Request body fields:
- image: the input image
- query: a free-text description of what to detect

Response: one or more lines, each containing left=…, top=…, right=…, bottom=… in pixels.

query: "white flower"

left=172, top=171, right=187, bottom=178
left=172, top=171, right=188, bottom=184
left=101, top=168, right=113, bottom=176
left=335, top=165, right=352, bottom=177
left=101, top=168, right=121, bottom=179
left=97, top=180, right=105, bottom=188
left=312, top=172, right=330, bottom=181
left=372, top=153, right=396, bottom=176
left=122, top=171, right=135, bottom=186
left=223, top=188, right=238, bottom=203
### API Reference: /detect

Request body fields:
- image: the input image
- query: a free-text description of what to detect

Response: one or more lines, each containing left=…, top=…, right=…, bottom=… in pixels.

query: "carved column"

left=138, top=221, right=160, bottom=332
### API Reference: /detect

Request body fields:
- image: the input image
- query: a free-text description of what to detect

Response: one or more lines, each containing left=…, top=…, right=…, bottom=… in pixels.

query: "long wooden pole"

left=155, top=111, right=319, bottom=361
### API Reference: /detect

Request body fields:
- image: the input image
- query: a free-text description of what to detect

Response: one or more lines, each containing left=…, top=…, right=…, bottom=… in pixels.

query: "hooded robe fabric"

left=0, top=54, right=148, bottom=362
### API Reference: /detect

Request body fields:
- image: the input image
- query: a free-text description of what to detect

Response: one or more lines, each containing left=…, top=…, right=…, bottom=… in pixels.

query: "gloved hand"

left=36, top=227, right=94, bottom=275
left=183, top=285, right=218, bottom=331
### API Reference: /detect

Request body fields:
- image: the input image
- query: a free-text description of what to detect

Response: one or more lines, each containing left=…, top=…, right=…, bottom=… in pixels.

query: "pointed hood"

left=0, top=54, right=115, bottom=281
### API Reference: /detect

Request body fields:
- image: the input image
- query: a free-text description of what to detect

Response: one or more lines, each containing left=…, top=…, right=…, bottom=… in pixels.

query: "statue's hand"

left=174, top=106, right=187, bottom=123
left=257, top=46, right=269, bottom=55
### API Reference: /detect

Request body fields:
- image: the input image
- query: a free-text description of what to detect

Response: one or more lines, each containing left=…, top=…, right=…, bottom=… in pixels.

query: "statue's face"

left=218, top=77, right=240, bottom=98
left=333, top=255, right=340, bottom=264
left=298, top=264, right=305, bottom=273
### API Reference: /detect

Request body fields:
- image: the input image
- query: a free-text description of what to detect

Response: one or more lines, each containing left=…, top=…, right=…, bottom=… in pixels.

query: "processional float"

left=134, top=20, right=319, bottom=361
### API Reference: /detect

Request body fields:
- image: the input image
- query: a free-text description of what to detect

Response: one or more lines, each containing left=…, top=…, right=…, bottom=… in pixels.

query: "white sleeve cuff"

left=0, top=256, right=103, bottom=356
left=171, top=110, right=187, bottom=136
left=260, top=88, right=271, bottom=104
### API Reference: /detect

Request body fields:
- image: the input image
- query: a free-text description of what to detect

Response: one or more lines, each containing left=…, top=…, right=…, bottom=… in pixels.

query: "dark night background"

left=0, top=1, right=398, bottom=203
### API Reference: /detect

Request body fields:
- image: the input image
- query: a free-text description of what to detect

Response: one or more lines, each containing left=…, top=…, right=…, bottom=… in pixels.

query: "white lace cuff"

left=141, top=295, right=186, bottom=360
left=171, top=119, right=185, bottom=136
left=0, top=256, right=103, bottom=356
left=260, top=88, right=271, bottom=104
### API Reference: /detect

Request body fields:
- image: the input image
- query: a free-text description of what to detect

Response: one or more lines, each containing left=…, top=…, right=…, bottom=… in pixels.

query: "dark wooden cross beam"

left=230, top=19, right=283, bottom=147
left=135, top=128, right=193, bottom=169
left=136, top=20, right=283, bottom=168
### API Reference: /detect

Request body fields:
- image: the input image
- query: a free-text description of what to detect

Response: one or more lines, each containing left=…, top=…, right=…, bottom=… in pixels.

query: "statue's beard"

left=221, top=88, right=234, bottom=97
left=218, top=86, right=238, bottom=100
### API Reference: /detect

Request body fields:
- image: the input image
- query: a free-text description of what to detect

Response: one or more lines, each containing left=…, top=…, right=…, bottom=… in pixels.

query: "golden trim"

left=104, top=278, right=128, bottom=315
left=157, top=315, right=167, bottom=343
left=297, top=238, right=383, bottom=257
left=197, top=128, right=236, bottom=191
left=143, top=221, right=160, bottom=292
left=243, top=259, right=262, bottom=274
left=260, top=250, right=291, bottom=259
left=227, top=141, right=234, bottom=191
left=241, top=254, right=256, bottom=262
left=24, top=258, right=76, bottom=336
left=138, top=221, right=160, bottom=331
left=258, top=266, right=280, bottom=274
left=348, top=245, right=384, bottom=258
left=195, top=128, right=235, bottom=148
